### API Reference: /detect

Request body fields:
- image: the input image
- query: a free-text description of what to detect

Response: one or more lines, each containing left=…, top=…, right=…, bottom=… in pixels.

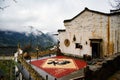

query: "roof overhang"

left=89, top=39, right=102, bottom=42
left=58, top=29, right=66, bottom=32
left=64, top=7, right=120, bottom=23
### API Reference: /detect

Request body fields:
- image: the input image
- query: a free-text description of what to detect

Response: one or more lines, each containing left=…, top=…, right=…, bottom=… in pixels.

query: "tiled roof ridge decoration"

left=64, top=7, right=120, bottom=22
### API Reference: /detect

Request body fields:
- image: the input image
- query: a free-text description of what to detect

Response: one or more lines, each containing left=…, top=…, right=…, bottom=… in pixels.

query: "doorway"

left=91, top=43, right=100, bottom=58
left=89, top=39, right=102, bottom=58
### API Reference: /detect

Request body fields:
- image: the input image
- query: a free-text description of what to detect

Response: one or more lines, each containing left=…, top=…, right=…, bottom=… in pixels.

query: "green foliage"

left=0, top=60, right=15, bottom=80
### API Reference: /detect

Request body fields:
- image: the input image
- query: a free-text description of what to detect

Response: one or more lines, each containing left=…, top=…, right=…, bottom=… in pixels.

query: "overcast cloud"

left=0, top=0, right=113, bottom=33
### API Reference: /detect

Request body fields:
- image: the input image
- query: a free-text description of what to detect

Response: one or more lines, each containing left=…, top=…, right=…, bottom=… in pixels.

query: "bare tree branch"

left=13, top=0, right=17, bottom=3
left=0, top=5, right=10, bottom=11
left=0, top=7, right=4, bottom=10
left=110, top=0, right=120, bottom=9
left=0, top=0, right=17, bottom=11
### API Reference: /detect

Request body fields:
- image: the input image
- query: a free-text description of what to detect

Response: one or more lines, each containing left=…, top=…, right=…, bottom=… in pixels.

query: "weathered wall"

left=110, top=15, right=120, bottom=54
left=58, top=10, right=120, bottom=57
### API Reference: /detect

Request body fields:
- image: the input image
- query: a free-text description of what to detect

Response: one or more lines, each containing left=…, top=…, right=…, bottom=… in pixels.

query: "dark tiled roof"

left=110, top=9, right=120, bottom=13
left=53, top=34, right=58, bottom=35
left=64, top=7, right=120, bottom=22
left=58, top=29, right=66, bottom=32
left=89, top=39, right=102, bottom=42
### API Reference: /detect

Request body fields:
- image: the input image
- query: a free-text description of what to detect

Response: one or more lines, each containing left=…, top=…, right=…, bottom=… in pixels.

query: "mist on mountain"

left=0, top=30, right=58, bottom=51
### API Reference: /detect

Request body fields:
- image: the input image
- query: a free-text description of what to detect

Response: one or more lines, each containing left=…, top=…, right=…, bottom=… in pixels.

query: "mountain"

left=45, top=32, right=58, bottom=44
left=0, top=30, right=57, bottom=50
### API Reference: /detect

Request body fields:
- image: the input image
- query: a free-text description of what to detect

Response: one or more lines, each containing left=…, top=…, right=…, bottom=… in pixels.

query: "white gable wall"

left=58, top=10, right=120, bottom=57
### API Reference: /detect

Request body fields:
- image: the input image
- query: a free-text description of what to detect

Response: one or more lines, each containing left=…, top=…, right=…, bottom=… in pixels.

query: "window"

left=64, top=39, right=70, bottom=47
left=75, top=43, right=80, bottom=48
left=75, top=43, right=83, bottom=49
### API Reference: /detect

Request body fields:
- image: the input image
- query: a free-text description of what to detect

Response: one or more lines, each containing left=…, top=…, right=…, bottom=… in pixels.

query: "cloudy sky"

left=0, top=0, right=114, bottom=33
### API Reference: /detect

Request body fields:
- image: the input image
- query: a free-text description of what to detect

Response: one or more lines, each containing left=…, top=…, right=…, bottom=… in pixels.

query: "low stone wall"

left=18, top=55, right=44, bottom=80
left=84, top=53, right=120, bottom=80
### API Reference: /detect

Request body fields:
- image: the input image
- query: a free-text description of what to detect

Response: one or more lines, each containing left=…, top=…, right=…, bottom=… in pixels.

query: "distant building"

left=0, top=46, right=17, bottom=56
left=58, top=8, right=120, bottom=58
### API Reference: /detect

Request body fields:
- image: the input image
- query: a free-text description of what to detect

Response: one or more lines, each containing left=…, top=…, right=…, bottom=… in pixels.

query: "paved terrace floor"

left=30, top=56, right=87, bottom=80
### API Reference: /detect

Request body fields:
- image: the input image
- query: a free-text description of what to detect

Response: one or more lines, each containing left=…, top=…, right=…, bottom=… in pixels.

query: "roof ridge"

left=64, top=7, right=120, bottom=22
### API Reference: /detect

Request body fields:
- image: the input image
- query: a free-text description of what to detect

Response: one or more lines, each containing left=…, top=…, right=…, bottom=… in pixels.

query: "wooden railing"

left=31, top=48, right=58, bottom=57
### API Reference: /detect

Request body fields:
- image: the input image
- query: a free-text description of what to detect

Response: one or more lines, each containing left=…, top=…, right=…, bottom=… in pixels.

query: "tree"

left=0, top=0, right=17, bottom=11
left=110, top=0, right=120, bottom=9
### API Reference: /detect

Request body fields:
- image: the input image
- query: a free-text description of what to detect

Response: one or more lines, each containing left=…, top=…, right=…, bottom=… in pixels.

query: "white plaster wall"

left=110, top=15, right=120, bottom=53
left=59, top=10, right=120, bottom=57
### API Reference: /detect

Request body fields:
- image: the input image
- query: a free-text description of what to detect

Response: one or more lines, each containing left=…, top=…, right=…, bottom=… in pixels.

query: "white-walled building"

left=58, top=8, right=120, bottom=58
